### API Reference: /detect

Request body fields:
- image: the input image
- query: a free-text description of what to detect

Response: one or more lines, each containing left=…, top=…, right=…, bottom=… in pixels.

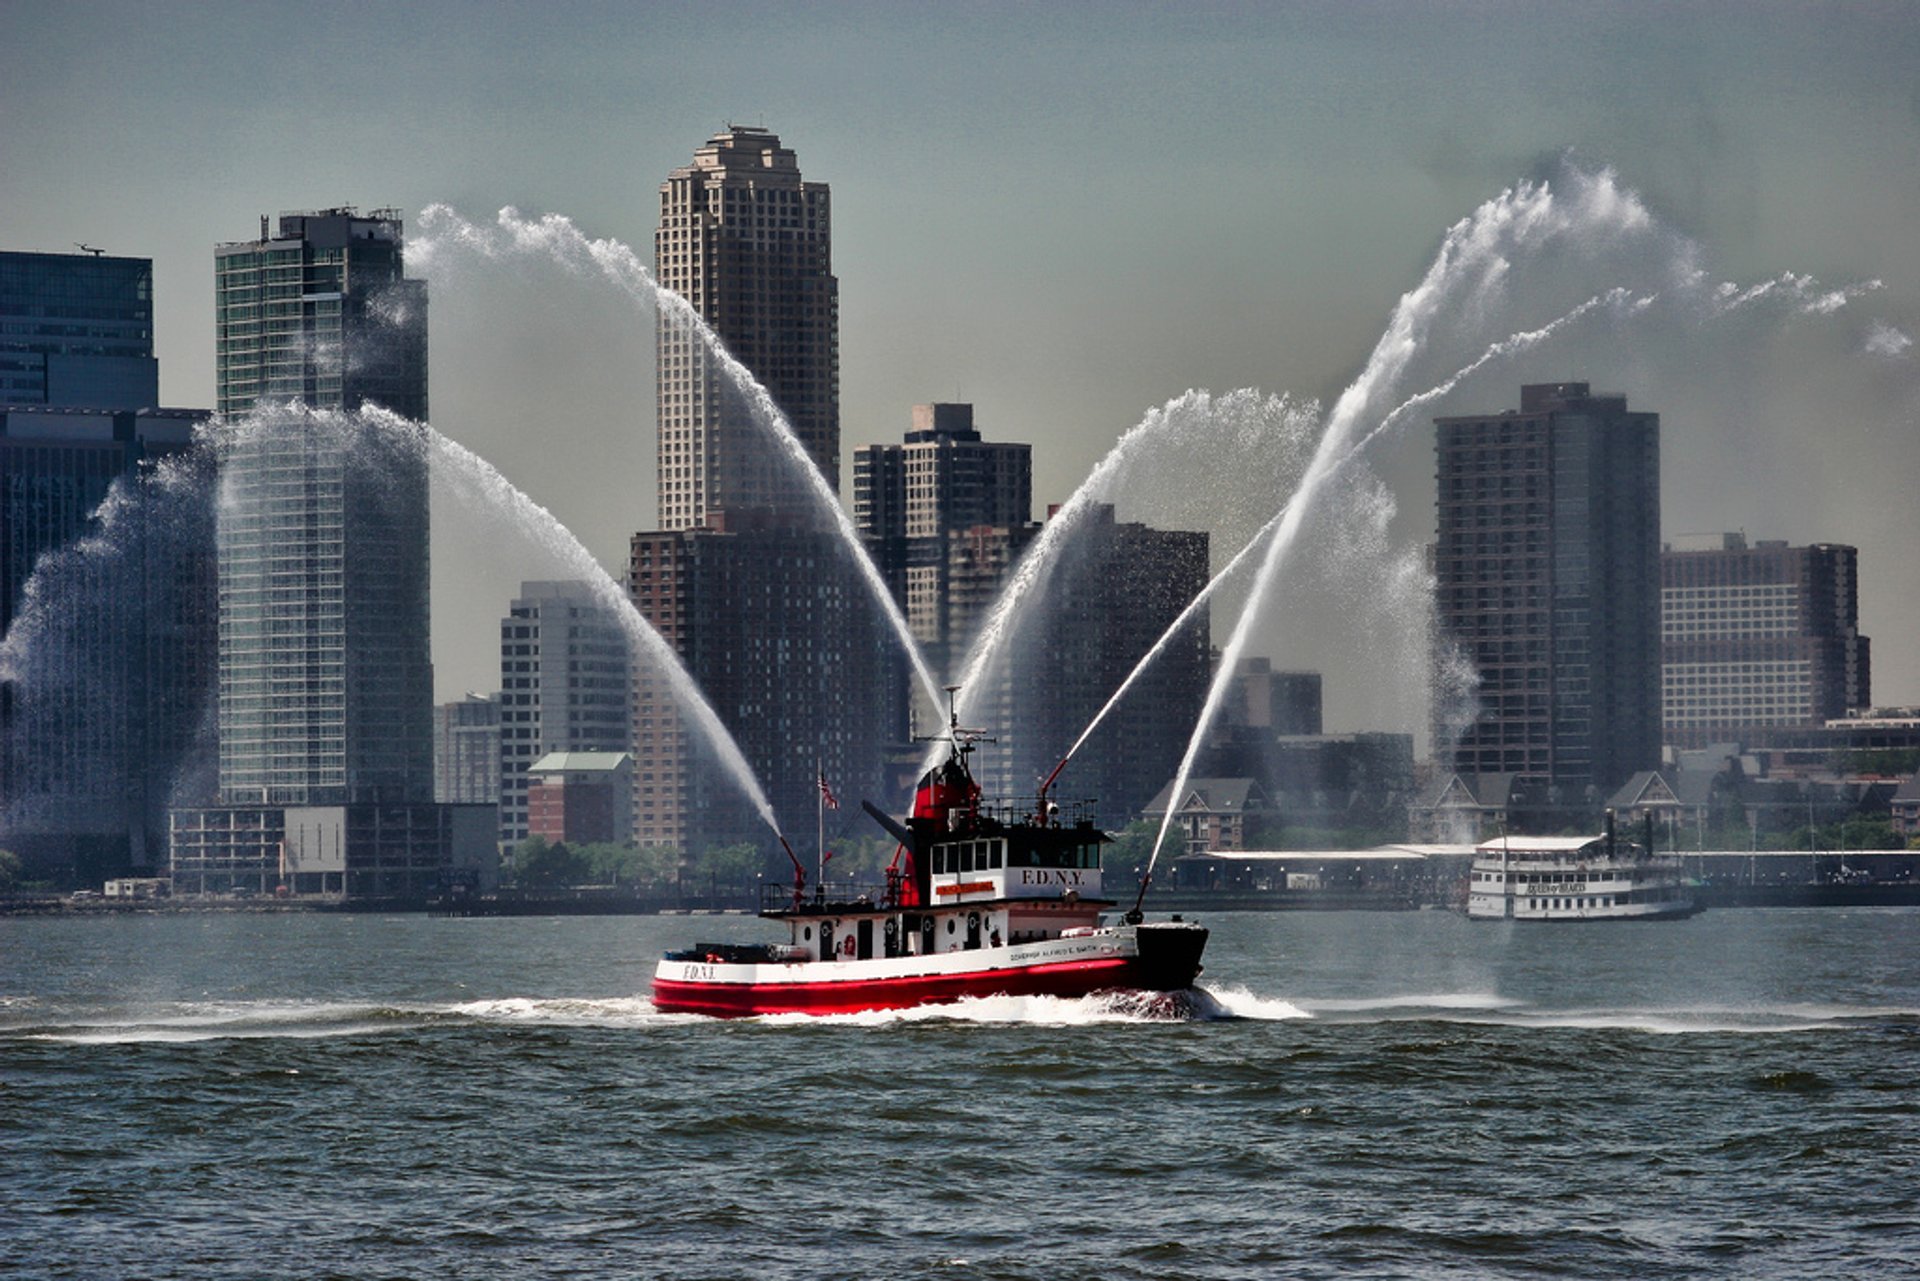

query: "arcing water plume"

left=933, top=390, right=1321, bottom=779
left=416, top=420, right=782, bottom=837
left=411, top=205, right=946, bottom=717
left=1045, top=288, right=1648, bottom=787
left=1139, top=161, right=1890, bottom=881
left=210, top=403, right=783, bottom=839
left=0, top=441, right=219, bottom=849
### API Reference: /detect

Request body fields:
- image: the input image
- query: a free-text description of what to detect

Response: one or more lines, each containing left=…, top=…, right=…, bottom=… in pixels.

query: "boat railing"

left=761, top=879, right=896, bottom=914
left=973, top=795, right=1102, bottom=828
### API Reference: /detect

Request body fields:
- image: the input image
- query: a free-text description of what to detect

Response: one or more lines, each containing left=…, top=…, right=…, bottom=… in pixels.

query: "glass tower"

left=210, top=210, right=432, bottom=806
left=0, top=250, right=159, bottom=409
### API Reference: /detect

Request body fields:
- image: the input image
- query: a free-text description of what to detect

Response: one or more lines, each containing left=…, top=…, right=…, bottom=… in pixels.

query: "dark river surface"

left=4, top=907, right=1916, bottom=1279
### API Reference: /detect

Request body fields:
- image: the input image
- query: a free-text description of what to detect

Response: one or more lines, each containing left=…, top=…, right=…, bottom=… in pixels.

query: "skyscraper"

left=0, top=250, right=159, bottom=409
left=1433, top=382, right=1661, bottom=809
left=1, top=249, right=210, bottom=881
left=1662, top=533, right=1870, bottom=748
left=654, top=126, right=836, bottom=529
left=977, top=505, right=1211, bottom=827
left=497, top=581, right=633, bottom=846
left=208, top=209, right=432, bottom=805
left=168, top=211, right=483, bottom=898
left=853, top=403, right=1032, bottom=674
left=633, top=128, right=899, bottom=860
left=214, top=209, right=427, bottom=422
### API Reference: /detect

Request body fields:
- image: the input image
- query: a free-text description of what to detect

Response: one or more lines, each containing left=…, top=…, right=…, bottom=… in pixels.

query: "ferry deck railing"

left=761, top=880, right=895, bottom=915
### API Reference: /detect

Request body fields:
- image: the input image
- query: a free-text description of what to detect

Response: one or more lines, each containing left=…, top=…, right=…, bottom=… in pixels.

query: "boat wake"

left=446, top=995, right=677, bottom=1027
left=10, top=993, right=1905, bottom=1041
left=1450, top=1002, right=1920, bottom=1035
left=7, top=1000, right=439, bottom=1044
left=1279, top=994, right=1917, bottom=1034
left=1187, top=985, right=1313, bottom=1021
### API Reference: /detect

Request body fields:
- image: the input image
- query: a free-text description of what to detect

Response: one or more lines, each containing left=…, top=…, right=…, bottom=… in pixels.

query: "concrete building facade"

left=1433, top=382, right=1662, bottom=812
left=1662, top=533, right=1870, bottom=749
left=497, top=582, right=632, bottom=846
left=853, top=403, right=1031, bottom=676
left=435, top=693, right=501, bottom=806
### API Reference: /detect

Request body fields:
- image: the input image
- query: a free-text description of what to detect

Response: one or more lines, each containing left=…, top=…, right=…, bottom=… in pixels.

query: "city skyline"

left=3, top=1, right=1917, bottom=725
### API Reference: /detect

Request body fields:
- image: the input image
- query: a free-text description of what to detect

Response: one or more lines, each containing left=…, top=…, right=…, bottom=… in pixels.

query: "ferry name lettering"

left=1016, top=869, right=1087, bottom=888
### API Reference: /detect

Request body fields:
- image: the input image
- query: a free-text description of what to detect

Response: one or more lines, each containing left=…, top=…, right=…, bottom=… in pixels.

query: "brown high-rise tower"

left=654, top=126, right=837, bottom=529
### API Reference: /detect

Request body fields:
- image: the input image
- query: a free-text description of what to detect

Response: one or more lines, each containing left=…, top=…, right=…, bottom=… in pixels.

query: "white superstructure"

left=1467, top=831, right=1698, bottom=921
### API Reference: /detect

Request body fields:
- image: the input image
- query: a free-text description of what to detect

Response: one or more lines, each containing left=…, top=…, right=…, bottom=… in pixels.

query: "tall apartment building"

left=207, top=209, right=432, bottom=805
left=1433, top=382, right=1662, bottom=809
left=974, top=505, right=1210, bottom=827
left=654, top=126, right=836, bottom=529
left=170, top=211, right=486, bottom=898
left=1662, top=533, right=1870, bottom=748
left=0, top=250, right=211, bottom=881
left=853, top=403, right=1031, bottom=673
left=629, top=516, right=896, bottom=854
left=435, top=693, right=502, bottom=805
left=634, top=128, right=903, bottom=858
left=497, top=582, right=633, bottom=846
left=214, top=209, right=428, bottom=422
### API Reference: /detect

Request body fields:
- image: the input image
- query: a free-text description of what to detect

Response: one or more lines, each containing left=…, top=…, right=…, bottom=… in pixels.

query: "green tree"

left=699, top=842, right=764, bottom=890
left=631, top=844, right=683, bottom=890
left=506, top=837, right=589, bottom=888
left=0, top=848, right=20, bottom=894
left=1107, top=820, right=1169, bottom=873
left=576, top=842, right=639, bottom=885
left=822, top=834, right=897, bottom=882
left=1839, top=814, right=1896, bottom=851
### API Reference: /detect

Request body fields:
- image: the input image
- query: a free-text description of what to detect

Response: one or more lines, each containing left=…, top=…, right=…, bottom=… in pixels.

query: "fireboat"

left=650, top=701, right=1209, bottom=1017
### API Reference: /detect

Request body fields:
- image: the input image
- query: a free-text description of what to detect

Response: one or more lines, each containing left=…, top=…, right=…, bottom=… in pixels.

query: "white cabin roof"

left=1475, top=835, right=1604, bottom=855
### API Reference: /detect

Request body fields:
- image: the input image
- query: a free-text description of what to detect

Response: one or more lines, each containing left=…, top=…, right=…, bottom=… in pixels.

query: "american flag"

left=817, top=769, right=839, bottom=810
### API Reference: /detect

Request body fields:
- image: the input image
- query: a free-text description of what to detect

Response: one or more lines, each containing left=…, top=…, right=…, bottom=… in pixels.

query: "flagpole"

left=817, top=755, right=826, bottom=888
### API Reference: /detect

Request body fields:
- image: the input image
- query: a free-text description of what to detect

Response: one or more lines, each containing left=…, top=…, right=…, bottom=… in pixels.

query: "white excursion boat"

left=650, top=709, right=1208, bottom=1017
left=1466, top=815, right=1699, bottom=922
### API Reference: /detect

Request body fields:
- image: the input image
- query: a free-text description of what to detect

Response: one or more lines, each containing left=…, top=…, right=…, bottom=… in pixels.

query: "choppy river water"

left=4, top=907, right=1915, bottom=1279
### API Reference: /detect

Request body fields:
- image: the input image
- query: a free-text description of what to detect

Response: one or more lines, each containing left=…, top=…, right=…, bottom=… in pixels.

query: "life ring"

left=840, top=935, right=856, bottom=957
left=1064, top=890, right=1080, bottom=905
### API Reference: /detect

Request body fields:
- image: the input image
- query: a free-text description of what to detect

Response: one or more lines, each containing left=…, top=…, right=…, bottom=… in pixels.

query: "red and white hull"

left=652, top=921, right=1207, bottom=1018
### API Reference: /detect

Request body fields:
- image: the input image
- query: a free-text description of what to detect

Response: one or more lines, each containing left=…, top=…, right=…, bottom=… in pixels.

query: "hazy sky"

left=5, top=1, right=1916, bottom=727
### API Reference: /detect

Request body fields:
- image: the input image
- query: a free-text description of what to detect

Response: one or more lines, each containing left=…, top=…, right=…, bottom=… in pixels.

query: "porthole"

left=803, top=926, right=812, bottom=940
left=946, top=919, right=956, bottom=934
